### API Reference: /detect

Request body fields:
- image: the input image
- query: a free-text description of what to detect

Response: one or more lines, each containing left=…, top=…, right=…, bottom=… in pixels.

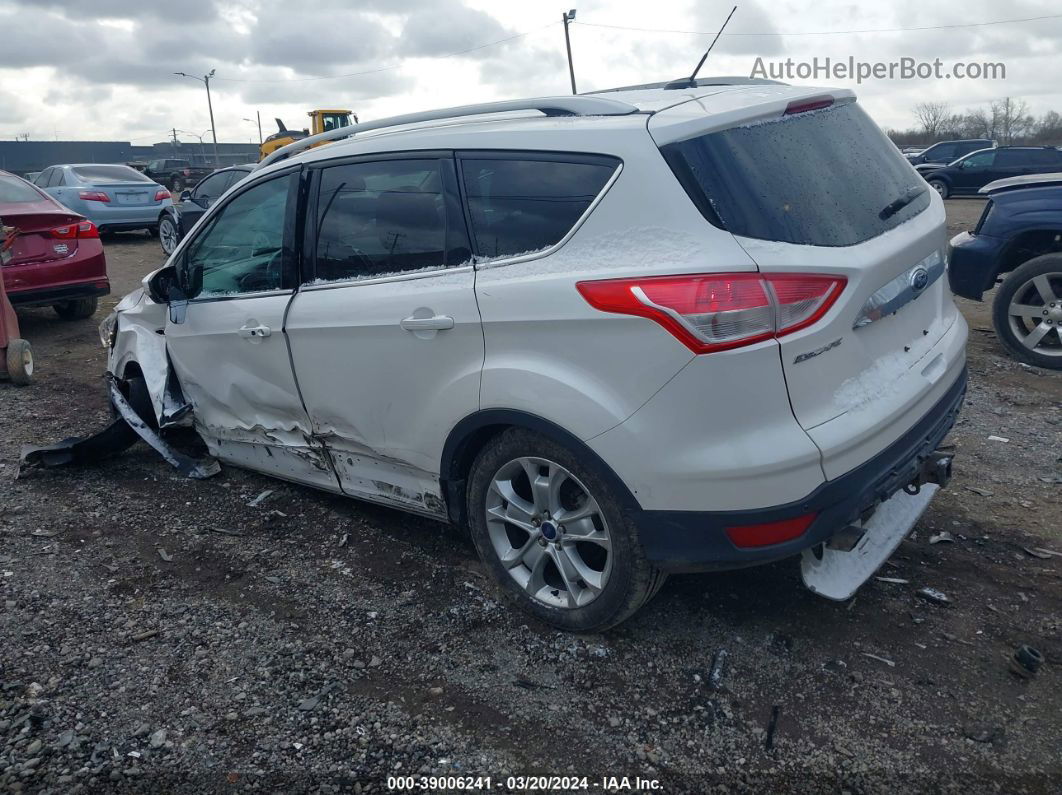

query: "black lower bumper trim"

left=636, top=367, right=968, bottom=572
left=9, top=284, right=110, bottom=307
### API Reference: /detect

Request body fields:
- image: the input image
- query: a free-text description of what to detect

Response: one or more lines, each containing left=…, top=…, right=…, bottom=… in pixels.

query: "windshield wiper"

left=879, top=185, right=927, bottom=220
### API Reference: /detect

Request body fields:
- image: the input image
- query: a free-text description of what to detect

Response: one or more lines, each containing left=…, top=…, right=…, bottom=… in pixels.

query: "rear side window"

left=928, top=143, right=956, bottom=160
left=314, top=159, right=450, bottom=281
left=459, top=154, right=618, bottom=259
left=72, top=165, right=152, bottom=182
left=663, top=102, right=933, bottom=247
left=0, top=175, right=44, bottom=203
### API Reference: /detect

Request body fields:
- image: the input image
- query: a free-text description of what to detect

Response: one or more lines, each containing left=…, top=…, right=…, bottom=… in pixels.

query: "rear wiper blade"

left=879, top=185, right=927, bottom=220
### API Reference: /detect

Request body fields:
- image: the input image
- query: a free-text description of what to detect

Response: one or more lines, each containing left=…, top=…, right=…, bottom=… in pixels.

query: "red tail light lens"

left=577, top=272, right=846, bottom=354
left=78, top=190, right=110, bottom=202
left=784, top=97, right=834, bottom=115
left=154, top=188, right=170, bottom=201
left=51, top=220, right=98, bottom=239
left=725, top=512, right=817, bottom=548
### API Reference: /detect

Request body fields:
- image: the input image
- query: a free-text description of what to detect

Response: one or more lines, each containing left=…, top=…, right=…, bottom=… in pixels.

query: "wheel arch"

left=998, top=228, right=1062, bottom=278
left=440, top=409, right=641, bottom=526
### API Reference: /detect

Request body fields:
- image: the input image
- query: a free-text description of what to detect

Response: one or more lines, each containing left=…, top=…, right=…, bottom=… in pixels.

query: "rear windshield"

left=0, top=175, right=44, bottom=203
left=663, top=101, right=931, bottom=247
left=72, top=165, right=152, bottom=182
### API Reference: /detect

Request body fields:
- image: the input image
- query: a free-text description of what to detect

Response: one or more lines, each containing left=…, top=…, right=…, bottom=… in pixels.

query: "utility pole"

left=562, top=9, right=577, bottom=95
left=243, top=113, right=263, bottom=144
left=174, top=68, right=219, bottom=165
left=171, top=128, right=179, bottom=157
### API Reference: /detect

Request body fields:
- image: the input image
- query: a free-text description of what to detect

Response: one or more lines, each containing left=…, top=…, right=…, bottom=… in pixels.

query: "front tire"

left=53, top=297, right=98, bottom=320
left=992, top=253, right=1062, bottom=369
left=927, top=178, right=949, bottom=199
left=467, top=428, right=665, bottom=632
left=158, top=215, right=180, bottom=255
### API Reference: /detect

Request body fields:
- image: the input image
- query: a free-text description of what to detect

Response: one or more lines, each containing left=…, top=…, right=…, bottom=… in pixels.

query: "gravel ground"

left=1, top=200, right=1060, bottom=793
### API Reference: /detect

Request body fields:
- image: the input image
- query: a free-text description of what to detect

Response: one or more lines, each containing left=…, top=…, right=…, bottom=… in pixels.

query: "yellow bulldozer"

left=258, top=109, right=357, bottom=161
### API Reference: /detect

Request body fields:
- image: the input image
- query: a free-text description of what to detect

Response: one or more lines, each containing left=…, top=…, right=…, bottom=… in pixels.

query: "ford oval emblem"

left=909, top=266, right=930, bottom=292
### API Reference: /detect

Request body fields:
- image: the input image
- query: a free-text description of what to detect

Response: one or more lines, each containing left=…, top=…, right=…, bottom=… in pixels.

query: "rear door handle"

left=400, top=315, right=454, bottom=331
left=238, top=323, right=272, bottom=339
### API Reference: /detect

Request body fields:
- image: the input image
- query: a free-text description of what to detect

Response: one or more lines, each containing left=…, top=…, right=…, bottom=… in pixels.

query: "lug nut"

left=538, top=537, right=548, bottom=547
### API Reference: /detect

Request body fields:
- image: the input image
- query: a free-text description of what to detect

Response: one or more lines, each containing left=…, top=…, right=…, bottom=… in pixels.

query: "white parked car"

left=98, top=81, right=967, bottom=631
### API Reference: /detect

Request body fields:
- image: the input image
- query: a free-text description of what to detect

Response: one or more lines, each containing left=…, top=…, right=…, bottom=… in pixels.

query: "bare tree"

left=991, top=97, right=1034, bottom=145
left=1031, top=110, right=1062, bottom=145
left=914, top=101, right=950, bottom=140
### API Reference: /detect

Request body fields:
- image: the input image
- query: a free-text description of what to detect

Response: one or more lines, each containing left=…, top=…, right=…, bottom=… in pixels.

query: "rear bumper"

left=948, top=231, right=1004, bottom=300
left=635, top=367, right=967, bottom=572
left=8, top=281, right=110, bottom=307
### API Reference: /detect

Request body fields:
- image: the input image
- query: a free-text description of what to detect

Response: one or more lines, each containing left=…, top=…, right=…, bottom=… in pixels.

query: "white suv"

left=101, top=81, right=968, bottom=631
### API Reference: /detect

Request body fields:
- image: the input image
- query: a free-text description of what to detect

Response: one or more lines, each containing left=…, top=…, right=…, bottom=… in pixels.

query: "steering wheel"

left=236, top=250, right=284, bottom=293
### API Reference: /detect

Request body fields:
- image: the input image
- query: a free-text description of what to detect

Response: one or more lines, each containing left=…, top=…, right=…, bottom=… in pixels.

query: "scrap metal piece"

left=19, top=376, right=219, bottom=480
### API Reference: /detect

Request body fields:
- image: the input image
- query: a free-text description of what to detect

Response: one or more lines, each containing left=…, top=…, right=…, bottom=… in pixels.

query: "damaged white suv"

left=74, top=82, right=967, bottom=631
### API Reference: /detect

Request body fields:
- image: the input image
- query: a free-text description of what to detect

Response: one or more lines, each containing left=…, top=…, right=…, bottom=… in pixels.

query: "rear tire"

left=5, top=339, right=33, bottom=386
left=466, top=428, right=665, bottom=632
left=992, top=253, right=1062, bottom=369
left=53, top=297, right=98, bottom=321
left=927, top=178, right=949, bottom=199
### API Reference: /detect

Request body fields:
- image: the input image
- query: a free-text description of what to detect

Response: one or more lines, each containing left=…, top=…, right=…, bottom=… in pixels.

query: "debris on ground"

left=708, top=649, right=728, bottom=690
left=930, top=532, right=955, bottom=544
left=964, top=486, right=994, bottom=497
left=248, top=489, right=274, bottom=507
left=860, top=652, right=896, bottom=667
left=987, top=435, right=1010, bottom=443
left=1010, top=645, right=1044, bottom=679
left=764, top=706, right=781, bottom=751
left=875, top=576, right=910, bottom=584
left=918, top=587, right=952, bottom=606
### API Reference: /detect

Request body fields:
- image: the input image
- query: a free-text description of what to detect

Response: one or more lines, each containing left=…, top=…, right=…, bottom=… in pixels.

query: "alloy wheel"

left=160, top=218, right=179, bottom=254
left=485, top=456, right=612, bottom=609
left=1007, top=272, right=1062, bottom=359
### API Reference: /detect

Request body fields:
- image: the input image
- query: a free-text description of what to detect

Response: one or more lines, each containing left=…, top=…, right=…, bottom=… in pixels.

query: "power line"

left=576, top=12, right=1062, bottom=38
left=211, top=23, right=555, bottom=84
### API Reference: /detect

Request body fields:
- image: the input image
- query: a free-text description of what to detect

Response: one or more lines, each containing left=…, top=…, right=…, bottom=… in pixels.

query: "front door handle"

left=239, top=323, right=272, bottom=339
left=400, top=314, right=454, bottom=331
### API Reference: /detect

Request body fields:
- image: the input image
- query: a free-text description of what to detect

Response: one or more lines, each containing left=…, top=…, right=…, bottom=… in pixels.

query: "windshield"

left=72, top=165, right=153, bottom=183
left=663, top=101, right=931, bottom=247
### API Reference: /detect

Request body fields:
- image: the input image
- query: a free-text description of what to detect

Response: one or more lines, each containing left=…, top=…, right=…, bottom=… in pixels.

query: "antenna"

left=665, top=5, right=738, bottom=90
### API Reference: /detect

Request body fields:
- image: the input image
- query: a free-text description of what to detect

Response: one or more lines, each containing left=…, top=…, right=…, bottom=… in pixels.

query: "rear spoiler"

left=980, top=172, right=1062, bottom=195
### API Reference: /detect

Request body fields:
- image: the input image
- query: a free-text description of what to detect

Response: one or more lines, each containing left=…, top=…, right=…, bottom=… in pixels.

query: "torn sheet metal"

left=106, top=377, right=219, bottom=479
left=800, top=484, right=937, bottom=601
left=19, top=376, right=219, bottom=480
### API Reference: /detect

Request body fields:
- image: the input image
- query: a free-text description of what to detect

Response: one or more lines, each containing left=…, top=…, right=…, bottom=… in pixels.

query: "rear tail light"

left=78, top=190, right=110, bottom=202
left=51, top=220, right=99, bottom=239
left=725, top=512, right=817, bottom=548
left=154, top=188, right=170, bottom=201
left=576, top=272, right=846, bottom=354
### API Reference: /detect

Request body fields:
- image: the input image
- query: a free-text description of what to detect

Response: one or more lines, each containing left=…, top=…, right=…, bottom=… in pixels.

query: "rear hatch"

left=652, top=90, right=962, bottom=478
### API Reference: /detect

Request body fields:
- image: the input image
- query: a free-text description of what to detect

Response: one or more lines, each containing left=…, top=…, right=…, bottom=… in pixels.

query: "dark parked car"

left=0, top=170, right=109, bottom=320
left=143, top=158, right=215, bottom=192
left=156, top=165, right=253, bottom=255
left=948, top=172, right=1062, bottom=369
left=905, top=138, right=993, bottom=167
left=921, top=147, right=1062, bottom=199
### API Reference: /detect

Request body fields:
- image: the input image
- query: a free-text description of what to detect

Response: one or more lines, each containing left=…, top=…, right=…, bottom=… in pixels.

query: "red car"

left=0, top=170, right=109, bottom=319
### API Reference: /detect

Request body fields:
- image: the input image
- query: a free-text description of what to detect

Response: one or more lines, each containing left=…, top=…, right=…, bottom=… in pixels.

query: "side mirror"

left=180, top=190, right=192, bottom=202
left=146, top=264, right=177, bottom=305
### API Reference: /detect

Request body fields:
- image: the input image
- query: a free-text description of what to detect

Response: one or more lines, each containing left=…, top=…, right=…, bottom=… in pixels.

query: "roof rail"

left=255, top=96, right=640, bottom=170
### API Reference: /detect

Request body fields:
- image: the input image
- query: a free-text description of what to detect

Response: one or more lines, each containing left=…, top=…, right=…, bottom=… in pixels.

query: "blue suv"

left=949, top=173, right=1062, bottom=369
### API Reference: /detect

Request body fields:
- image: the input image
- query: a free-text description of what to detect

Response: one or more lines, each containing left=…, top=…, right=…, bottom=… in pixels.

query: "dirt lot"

left=2, top=200, right=1060, bottom=793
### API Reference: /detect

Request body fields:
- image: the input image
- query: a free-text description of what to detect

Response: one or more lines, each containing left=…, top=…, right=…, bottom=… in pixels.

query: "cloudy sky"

left=1, top=0, right=1060, bottom=146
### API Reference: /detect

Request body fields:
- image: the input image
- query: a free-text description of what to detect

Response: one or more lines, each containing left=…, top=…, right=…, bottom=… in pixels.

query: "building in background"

left=0, top=140, right=259, bottom=177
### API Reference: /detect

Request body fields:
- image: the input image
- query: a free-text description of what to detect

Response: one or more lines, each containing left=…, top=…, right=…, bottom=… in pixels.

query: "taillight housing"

left=51, top=220, right=99, bottom=239
left=576, top=272, right=846, bottom=354
left=78, top=190, right=110, bottom=202
left=154, top=188, right=170, bottom=201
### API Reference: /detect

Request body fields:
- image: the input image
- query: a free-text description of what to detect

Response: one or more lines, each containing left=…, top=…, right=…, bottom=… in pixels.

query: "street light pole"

left=243, top=114, right=263, bottom=144
left=174, top=69, right=219, bottom=165
left=562, top=9, right=577, bottom=95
